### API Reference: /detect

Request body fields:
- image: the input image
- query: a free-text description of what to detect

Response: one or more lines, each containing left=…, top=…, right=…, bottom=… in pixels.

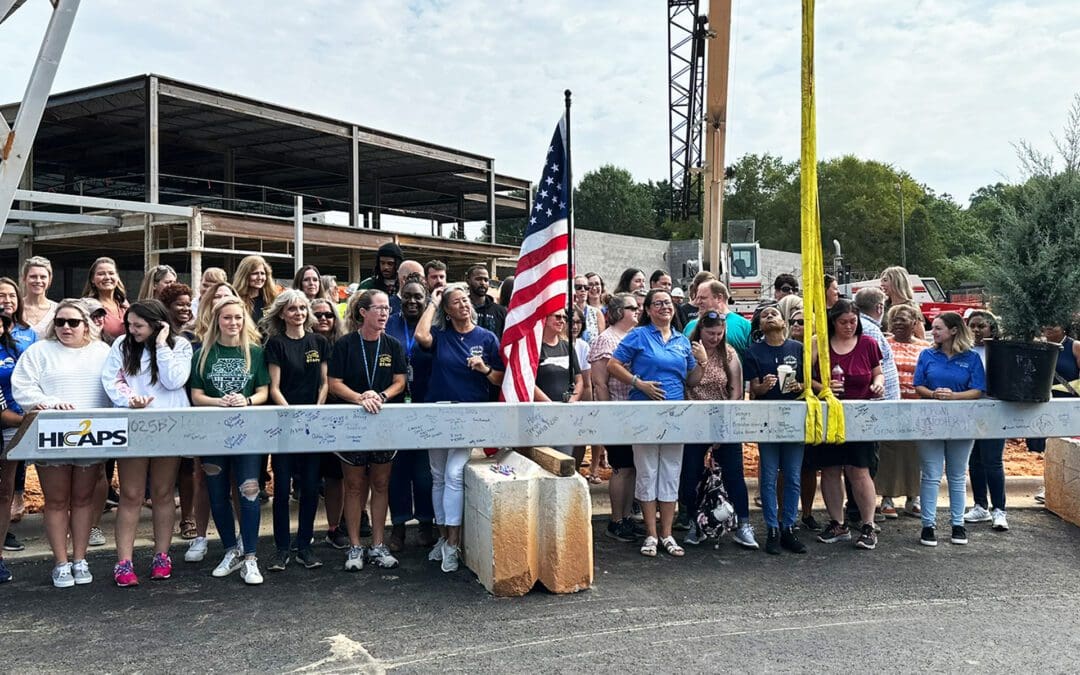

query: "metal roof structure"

left=0, top=73, right=530, bottom=224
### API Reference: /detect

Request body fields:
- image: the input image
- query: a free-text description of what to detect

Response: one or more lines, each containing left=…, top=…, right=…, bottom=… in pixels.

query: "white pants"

left=429, top=448, right=471, bottom=527
left=632, top=443, right=683, bottom=503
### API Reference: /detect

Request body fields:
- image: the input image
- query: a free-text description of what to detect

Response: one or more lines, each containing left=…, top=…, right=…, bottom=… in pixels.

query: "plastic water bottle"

left=832, top=364, right=845, bottom=396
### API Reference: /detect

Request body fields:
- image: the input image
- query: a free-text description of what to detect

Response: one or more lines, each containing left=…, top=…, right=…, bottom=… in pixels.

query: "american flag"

left=500, top=117, right=571, bottom=403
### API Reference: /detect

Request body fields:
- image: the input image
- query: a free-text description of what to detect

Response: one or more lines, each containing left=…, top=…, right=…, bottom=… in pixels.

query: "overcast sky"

left=4, top=0, right=1080, bottom=228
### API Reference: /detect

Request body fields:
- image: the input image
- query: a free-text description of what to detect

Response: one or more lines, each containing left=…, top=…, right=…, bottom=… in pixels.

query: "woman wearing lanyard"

left=414, top=285, right=504, bottom=573
left=384, top=280, right=437, bottom=553
left=330, top=290, right=408, bottom=571
left=608, top=289, right=704, bottom=558
left=914, top=312, right=985, bottom=547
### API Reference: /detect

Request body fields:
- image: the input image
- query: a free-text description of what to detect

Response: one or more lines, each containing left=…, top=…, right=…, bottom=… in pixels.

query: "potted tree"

left=982, top=169, right=1080, bottom=401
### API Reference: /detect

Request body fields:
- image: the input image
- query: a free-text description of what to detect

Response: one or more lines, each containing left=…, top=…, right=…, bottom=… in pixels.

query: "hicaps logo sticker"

left=38, top=418, right=129, bottom=450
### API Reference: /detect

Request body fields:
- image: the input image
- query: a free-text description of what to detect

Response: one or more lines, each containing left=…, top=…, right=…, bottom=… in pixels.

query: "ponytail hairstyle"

left=121, top=300, right=175, bottom=385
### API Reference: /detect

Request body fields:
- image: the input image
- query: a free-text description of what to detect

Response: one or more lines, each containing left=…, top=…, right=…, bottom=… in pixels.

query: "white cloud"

left=4, top=0, right=1080, bottom=212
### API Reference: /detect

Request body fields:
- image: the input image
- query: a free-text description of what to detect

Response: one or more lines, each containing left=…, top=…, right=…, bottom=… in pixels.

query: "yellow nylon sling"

left=800, top=0, right=845, bottom=444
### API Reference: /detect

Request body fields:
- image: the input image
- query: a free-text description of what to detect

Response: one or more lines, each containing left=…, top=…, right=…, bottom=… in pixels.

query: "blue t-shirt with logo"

left=425, top=326, right=504, bottom=403
left=612, top=324, right=697, bottom=402
left=913, top=348, right=986, bottom=393
left=743, top=339, right=804, bottom=400
left=385, top=313, right=434, bottom=403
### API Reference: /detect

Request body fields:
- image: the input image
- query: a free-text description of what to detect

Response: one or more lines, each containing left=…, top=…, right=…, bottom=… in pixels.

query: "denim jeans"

left=969, top=438, right=1006, bottom=511
left=271, top=453, right=321, bottom=552
left=203, top=453, right=263, bottom=554
left=759, top=442, right=803, bottom=529
left=917, top=439, right=974, bottom=528
left=389, top=450, right=435, bottom=525
left=680, top=443, right=749, bottom=520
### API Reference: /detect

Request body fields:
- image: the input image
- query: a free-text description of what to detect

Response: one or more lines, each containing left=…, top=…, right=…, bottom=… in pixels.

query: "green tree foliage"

left=573, top=165, right=657, bottom=238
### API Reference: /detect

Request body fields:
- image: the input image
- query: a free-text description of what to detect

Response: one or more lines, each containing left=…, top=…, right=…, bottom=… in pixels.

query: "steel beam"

left=8, top=208, right=117, bottom=226
left=0, top=0, right=81, bottom=234
left=8, top=399, right=1080, bottom=461
left=13, top=188, right=193, bottom=217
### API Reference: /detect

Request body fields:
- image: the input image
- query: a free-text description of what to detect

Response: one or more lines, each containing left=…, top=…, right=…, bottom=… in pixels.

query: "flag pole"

left=564, top=89, right=575, bottom=401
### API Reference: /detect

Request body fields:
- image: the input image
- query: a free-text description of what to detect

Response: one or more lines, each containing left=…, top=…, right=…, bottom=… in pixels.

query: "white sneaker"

left=52, top=562, right=74, bottom=588
left=991, top=508, right=1009, bottom=531
left=732, top=522, right=759, bottom=550
left=428, top=537, right=446, bottom=562
left=88, top=527, right=106, bottom=547
left=72, top=559, right=93, bottom=585
left=211, top=548, right=243, bottom=578
left=1035, top=486, right=1046, bottom=504
left=440, top=542, right=460, bottom=573
left=185, top=536, right=209, bottom=563
left=368, top=544, right=399, bottom=569
left=344, top=545, right=365, bottom=571
left=240, top=558, right=263, bottom=585
left=963, top=505, right=992, bottom=523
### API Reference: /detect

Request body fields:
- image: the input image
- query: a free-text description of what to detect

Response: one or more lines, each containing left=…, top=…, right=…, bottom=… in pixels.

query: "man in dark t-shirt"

left=465, top=264, right=507, bottom=339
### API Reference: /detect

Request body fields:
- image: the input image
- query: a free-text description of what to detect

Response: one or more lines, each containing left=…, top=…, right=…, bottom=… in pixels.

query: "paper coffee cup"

left=777, top=365, right=794, bottom=391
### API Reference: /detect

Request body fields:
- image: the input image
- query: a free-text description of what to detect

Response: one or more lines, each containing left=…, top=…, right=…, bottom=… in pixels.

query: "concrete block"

left=1044, top=437, right=1080, bottom=527
left=463, top=448, right=593, bottom=597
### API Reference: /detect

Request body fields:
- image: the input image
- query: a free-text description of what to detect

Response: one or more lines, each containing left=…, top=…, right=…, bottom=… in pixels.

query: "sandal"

left=640, top=536, right=658, bottom=557
left=179, top=520, right=198, bottom=540
left=587, top=474, right=602, bottom=485
left=661, top=536, right=685, bottom=557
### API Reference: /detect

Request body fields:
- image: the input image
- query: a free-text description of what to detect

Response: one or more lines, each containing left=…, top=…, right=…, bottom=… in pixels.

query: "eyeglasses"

left=313, top=312, right=335, bottom=320
left=364, top=306, right=392, bottom=314
left=550, top=314, right=567, bottom=321
left=790, top=319, right=805, bottom=326
left=651, top=300, right=674, bottom=308
left=53, top=317, right=86, bottom=328
left=573, top=285, right=588, bottom=291
left=622, top=304, right=639, bottom=311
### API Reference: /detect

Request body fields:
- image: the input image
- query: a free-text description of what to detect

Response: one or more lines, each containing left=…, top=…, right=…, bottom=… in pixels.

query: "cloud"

left=3, top=0, right=1080, bottom=215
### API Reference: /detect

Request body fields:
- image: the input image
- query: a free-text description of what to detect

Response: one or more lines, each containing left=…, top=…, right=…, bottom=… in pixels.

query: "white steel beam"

left=13, top=189, right=193, bottom=217
left=8, top=208, right=117, bottom=226
left=0, top=0, right=81, bottom=234
left=8, top=399, right=1080, bottom=461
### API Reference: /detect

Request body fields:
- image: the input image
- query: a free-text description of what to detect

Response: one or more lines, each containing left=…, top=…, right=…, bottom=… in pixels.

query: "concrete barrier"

left=463, top=448, right=593, bottom=597
left=1045, top=437, right=1080, bottom=526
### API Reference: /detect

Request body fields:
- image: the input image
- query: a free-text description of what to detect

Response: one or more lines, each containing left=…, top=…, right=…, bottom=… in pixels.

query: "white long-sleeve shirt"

left=12, top=339, right=112, bottom=410
left=101, top=335, right=193, bottom=408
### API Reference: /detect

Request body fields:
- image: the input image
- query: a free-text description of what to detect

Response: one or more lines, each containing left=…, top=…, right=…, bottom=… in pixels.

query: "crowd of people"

left=0, top=250, right=1069, bottom=588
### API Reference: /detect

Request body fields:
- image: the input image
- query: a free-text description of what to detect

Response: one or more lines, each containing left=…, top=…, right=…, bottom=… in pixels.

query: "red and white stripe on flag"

left=500, top=117, right=571, bottom=403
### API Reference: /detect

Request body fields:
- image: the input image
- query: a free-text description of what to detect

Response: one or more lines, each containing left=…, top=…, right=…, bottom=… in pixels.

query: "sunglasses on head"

left=54, top=317, right=85, bottom=328
left=702, top=311, right=726, bottom=321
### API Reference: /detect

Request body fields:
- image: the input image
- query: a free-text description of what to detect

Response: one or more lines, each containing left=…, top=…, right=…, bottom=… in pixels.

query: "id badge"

left=407, top=363, right=414, bottom=384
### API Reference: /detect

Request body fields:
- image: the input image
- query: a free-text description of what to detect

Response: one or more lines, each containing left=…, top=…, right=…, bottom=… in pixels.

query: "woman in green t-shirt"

left=189, top=296, right=270, bottom=585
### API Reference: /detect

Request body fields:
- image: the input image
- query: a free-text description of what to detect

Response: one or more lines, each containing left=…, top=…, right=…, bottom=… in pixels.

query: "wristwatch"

left=378, top=391, right=388, bottom=402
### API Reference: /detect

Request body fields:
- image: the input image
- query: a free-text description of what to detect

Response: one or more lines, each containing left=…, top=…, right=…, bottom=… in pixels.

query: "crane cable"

left=799, top=0, right=845, bottom=444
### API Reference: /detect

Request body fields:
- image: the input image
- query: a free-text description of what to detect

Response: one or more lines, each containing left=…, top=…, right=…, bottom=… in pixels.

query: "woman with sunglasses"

left=415, top=285, right=504, bottom=572
left=261, top=290, right=329, bottom=571
left=963, top=310, right=1009, bottom=530
left=589, top=293, right=641, bottom=542
left=331, top=290, right=408, bottom=571
left=384, top=280, right=437, bottom=553
left=744, top=305, right=808, bottom=554
left=102, top=300, right=192, bottom=586
left=573, top=275, right=605, bottom=344
left=682, top=310, right=754, bottom=549
left=310, top=297, right=349, bottom=549
left=12, top=299, right=112, bottom=587
left=189, top=296, right=270, bottom=585
left=609, top=289, right=704, bottom=558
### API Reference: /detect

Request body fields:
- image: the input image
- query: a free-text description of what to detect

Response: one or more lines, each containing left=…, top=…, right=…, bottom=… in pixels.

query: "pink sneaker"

left=150, top=552, right=172, bottom=580
left=114, top=560, right=139, bottom=587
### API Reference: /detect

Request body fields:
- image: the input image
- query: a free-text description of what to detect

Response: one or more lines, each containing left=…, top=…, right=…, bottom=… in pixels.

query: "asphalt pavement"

left=2, top=498, right=1079, bottom=673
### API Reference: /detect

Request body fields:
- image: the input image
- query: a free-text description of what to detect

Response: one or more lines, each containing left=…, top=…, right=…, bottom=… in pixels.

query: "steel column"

left=488, top=158, right=496, bottom=244
left=145, top=76, right=160, bottom=203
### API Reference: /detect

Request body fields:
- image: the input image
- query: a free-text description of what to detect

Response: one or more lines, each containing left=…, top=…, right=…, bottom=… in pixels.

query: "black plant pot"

left=985, top=339, right=1062, bottom=402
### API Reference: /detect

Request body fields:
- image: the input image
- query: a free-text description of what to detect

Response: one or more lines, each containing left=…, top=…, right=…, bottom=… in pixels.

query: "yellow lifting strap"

left=799, top=0, right=845, bottom=444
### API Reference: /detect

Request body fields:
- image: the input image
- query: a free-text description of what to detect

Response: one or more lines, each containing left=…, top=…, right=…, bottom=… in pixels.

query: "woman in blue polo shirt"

left=913, top=312, right=985, bottom=548
left=608, top=289, right=703, bottom=558
left=414, top=285, right=504, bottom=574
